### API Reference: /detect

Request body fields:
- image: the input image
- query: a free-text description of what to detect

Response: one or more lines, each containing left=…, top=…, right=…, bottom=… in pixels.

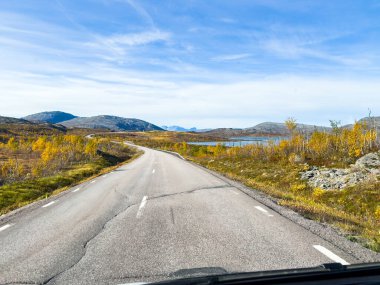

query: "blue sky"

left=0, top=0, right=379, bottom=128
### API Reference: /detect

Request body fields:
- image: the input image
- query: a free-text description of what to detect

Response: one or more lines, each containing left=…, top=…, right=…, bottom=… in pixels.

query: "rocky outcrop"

left=355, top=152, right=380, bottom=168
left=301, top=152, right=380, bottom=190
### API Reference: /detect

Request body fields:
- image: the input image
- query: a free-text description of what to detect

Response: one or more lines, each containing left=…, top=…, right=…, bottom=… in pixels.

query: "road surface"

left=0, top=145, right=376, bottom=284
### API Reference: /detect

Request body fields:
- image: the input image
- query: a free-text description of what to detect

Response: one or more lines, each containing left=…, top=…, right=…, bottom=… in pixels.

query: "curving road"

left=0, top=145, right=377, bottom=284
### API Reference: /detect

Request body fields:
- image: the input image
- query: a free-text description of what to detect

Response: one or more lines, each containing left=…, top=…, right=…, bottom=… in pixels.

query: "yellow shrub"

left=312, top=188, right=325, bottom=199
left=375, top=206, right=380, bottom=221
left=290, top=183, right=307, bottom=192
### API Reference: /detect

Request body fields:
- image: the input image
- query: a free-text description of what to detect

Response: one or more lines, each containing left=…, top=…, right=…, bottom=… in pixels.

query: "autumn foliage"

left=0, top=135, right=105, bottom=184
left=172, top=121, right=378, bottom=167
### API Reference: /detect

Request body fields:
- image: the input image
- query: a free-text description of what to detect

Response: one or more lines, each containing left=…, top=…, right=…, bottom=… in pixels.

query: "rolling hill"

left=23, top=111, right=77, bottom=124
left=0, top=116, right=31, bottom=125
left=205, top=122, right=331, bottom=137
left=0, top=115, right=66, bottom=136
left=60, top=115, right=163, bottom=131
left=243, top=122, right=331, bottom=135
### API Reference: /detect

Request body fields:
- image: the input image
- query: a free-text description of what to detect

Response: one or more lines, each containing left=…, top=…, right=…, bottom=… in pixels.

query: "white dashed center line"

left=152, top=169, right=155, bottom=174
left=313, top=245, right=350, bottom=265
left=72, top=187, right=81, bottom=193
left=0, top=224, right=12, bottom=232
left=42, top=201, right=57, bottom=208
left=254, top=206, right=274, bottom=217
left=136, top=196, right=148, bottom=218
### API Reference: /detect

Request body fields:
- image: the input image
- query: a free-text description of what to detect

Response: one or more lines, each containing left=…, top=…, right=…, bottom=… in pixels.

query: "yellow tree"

left=32, top=137, right=47, bottom=152
left=285, top=117, right=297, bottom=137
left=41, top=142, right=59, bottom=165
left=84, top=139, right=98, bottom=158
left=347, top=122, right=365, bottom=157
left=6, top=137, right=18, bottom=151
left=308, top=131, right=330, bottom=160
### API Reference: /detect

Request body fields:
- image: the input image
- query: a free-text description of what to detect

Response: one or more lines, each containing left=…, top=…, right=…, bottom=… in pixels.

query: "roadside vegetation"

left=0, top=131, right=140, bottom=214
left=105, top=120, right=380, bottom=252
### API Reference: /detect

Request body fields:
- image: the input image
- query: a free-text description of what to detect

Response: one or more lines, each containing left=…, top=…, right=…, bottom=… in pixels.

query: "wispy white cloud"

left=102, top=30, right=170, bottom=47
left=212, top=53, right=251, bottom=62
left=1, top=63, right=379, bottom=128
left=124, top=0, right=156, bottom=29
left=261, top=38, right=371, bottom=66
left=83, top=30, right=171, bottom=62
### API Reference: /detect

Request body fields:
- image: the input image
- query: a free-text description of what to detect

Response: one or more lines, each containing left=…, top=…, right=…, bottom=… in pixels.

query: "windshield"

left=0, top=1, right=379, bottom=284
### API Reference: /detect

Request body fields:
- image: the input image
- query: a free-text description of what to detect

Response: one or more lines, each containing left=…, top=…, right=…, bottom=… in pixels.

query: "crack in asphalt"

left=147, top=185, right=233, bottom=202
left=10, top=185, right=234, bottom=285
left=42, top=203, right=138, bottom=285
left=170, top=207, right=175, bottom=225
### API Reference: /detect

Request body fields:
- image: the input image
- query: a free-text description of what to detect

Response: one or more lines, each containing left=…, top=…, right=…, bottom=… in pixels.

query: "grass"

left=0, top=147, right=142, bottom=215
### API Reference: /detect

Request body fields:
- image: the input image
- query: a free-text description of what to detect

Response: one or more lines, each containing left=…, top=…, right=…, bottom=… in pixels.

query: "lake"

left=187, top=136, right=285, bottom=147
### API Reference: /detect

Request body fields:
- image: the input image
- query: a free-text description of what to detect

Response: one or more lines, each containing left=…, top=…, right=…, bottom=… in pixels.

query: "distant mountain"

left=60, top=115, right=163, bottom=131
left=23, top=111, right=77, bottom=124
left=205, top=123, right=331, bottom=137
left=205, top=128, right=244, bottom=137
left=359, top=116, right=380, bottom=128
left=342, top=116, right=380, bottom=130
left=0, top=116, right=31, bottom=125
left=0, top=115, right=66, bottom=135
left=161, top=125, right=213, bottom=132
left=194, top=128, right=213, bottom=133
left=243, top=122, right=331, bottom=136
left=161, top=125, right=198, bottom=132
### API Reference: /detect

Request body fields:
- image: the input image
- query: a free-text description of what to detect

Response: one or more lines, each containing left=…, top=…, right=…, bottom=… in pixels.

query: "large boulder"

left=355, top=152, right=380, bottom=168
left=301, top=152, right=380, bottom=190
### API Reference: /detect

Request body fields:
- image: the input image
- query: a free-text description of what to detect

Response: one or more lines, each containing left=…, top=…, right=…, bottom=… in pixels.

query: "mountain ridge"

left=60, top=115, right=163, bottom=131
left=23, top=111, right=77, bottom=124
left=12, top=111, right=380, bottom=135
left=0, top=116, right=31, bottom=125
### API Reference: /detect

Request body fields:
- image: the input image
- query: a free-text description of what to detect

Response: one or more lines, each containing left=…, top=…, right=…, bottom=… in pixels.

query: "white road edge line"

left=0, top=224, right=12, bottom=232
left=313, top=245, right=350, bottom=265
left=254, top=206, right=274, bottom=217
left=42, top=201, right=57, bottom=208
left=136, top=196, right=148, bottom=218
left=103, top=174, right=107, bottom=178
left=72, top=187, right=81, bottom=193
left=90, top=180, right=96, bottom=184
left=152, top=169, right=155, bottom=174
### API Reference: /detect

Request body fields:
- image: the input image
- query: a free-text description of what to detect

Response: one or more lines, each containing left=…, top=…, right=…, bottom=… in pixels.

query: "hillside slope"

left=23, top=111, right=77, bottom=124
left=60, top=115, right=163, bottom=131
left=0, top=116, right=66, bottom=136
left=244, top=122, right=331, bottom=135
left=0, top=116, right=31, bottom=125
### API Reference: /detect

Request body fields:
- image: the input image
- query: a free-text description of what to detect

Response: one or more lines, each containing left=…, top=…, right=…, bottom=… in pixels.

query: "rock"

left=355, top=152, right=380, bottom=168
left=300, top=153, right=380, bottom=190
left=301, top=169, right=318, bottom=179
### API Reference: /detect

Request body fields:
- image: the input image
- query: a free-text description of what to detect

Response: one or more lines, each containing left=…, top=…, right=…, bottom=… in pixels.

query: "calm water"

left=187, top=136, right=285, bottom=147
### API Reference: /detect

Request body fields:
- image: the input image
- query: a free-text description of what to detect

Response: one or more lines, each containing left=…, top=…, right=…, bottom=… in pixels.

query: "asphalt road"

left=0, top=145, right=377, bottom=284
